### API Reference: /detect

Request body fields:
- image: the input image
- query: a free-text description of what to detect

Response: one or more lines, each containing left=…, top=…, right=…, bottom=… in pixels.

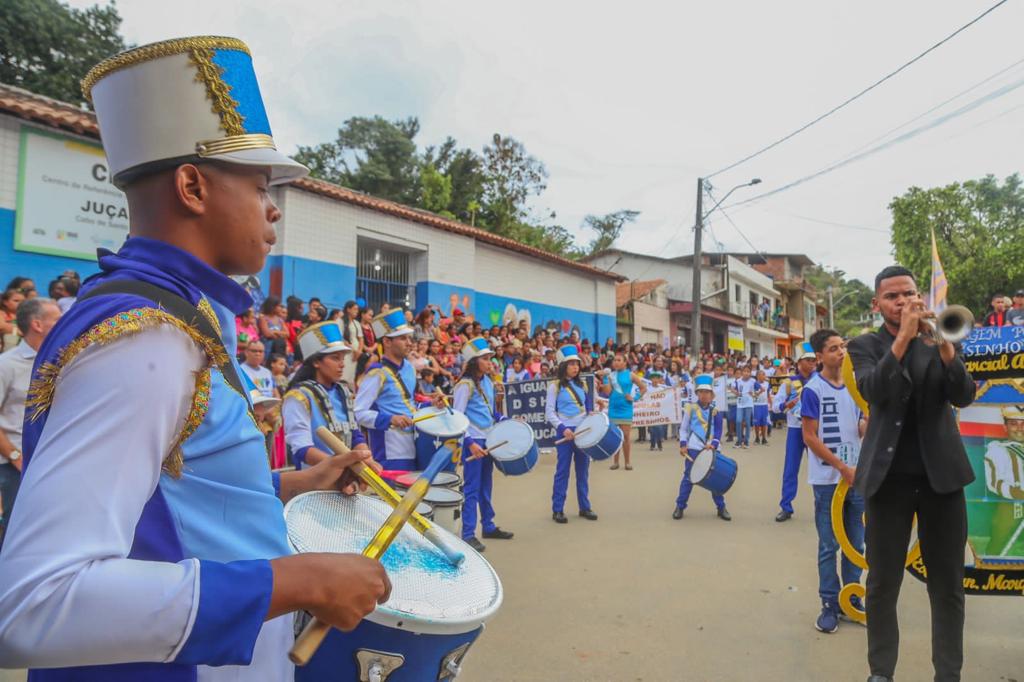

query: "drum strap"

left=294, top=380, right=355, bottom=445
left=78, top=279, right=254, bottom=423
left=381, top=364, right=415, bottom=415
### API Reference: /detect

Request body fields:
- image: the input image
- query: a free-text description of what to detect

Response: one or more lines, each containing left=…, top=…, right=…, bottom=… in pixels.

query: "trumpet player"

left=847, top=265, right=976, bottom=682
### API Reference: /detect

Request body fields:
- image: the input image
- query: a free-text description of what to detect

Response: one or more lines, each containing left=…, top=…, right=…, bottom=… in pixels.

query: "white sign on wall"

left=15, top=127, right=129, bottom=261
left=727, top=324, right=745, bottom=351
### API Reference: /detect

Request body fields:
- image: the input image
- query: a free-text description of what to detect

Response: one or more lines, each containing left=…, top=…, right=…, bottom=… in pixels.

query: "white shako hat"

left=82, top=36, right=308, bottom=189
left=297, top=321, right=351, bottom=360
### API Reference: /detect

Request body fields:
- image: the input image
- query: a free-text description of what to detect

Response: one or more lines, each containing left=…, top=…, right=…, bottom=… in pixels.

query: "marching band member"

left=547, top=345, right=598, bottom=523
left=283, top=321, right=365, bottom=469
left=452, top=337, right=514, bottom=552
left=354, top=310, right=420, bottom=470
left=984, top=406, right=1024, bottom=555
left=773, top=342, right=818, bottom=522
left=673, top=374, right=731, bottom=521
left=0, top=37, right=389, bottom=679
left=601, top=352, right=646, bottom=470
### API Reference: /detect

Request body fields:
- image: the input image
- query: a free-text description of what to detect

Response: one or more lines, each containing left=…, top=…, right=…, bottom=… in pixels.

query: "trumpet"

left=923, top=304, right=975, bottom=344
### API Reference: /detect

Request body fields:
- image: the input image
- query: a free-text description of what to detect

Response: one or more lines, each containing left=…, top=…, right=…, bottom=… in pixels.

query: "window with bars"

left=356, top=241, right=414, bottom=312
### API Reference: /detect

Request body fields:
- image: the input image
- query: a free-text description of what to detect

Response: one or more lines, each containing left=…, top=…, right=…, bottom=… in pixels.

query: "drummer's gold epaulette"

left=283, top=388, right=311, bottom=411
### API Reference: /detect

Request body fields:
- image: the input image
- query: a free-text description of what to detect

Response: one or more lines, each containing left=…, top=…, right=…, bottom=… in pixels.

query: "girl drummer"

left=282, top=321, right=366, bottom=469
left=546, top=345, right=598, bottom=523
left=673, top=374, right=732, bottom=521
left=601, top=352, right=646, bottom=471
left=452, top=337, right=515, bottom=553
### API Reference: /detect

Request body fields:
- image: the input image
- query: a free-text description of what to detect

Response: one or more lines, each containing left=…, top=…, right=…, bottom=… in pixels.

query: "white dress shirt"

left=0, top=342, right=37, bottom=460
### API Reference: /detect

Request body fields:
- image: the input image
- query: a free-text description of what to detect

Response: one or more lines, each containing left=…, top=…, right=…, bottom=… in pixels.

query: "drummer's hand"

left=391, top=415, right=414, bottom=430
left=468, top=442, right=489, bottom=460
left=839, top=464, right=856, bottom=487
left=268, top=553, right=391, bottom=631
left=304, top=445, right=378, bottom=496
left=562, top=428, right=575, bottom=441
left=431, top=393, right=448, bottom=409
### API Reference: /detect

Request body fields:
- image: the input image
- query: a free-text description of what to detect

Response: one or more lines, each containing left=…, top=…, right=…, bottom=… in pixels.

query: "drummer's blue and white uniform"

left=452, top=338, right=504, bottom=541
left=774, top=342, right=817, bottom=517
left=676, top=375, right=726, bottom=511
left=546, top=346, right=595, bottom=515
left=354, top=310, right=418, bottom=470
left=0, top=37, right=310, bottom=681
left=283, top=321, right=365, bottom=469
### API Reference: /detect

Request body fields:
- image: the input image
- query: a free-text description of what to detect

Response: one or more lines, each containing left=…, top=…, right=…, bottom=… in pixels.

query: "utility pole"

left=689, top=178, right=704, bottom=361
left=827, top=285, right=834, bottom=329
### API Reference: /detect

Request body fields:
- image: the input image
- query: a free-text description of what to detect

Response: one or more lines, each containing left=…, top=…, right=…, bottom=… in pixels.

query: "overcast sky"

left=76, top=0, right=1024, bottom=285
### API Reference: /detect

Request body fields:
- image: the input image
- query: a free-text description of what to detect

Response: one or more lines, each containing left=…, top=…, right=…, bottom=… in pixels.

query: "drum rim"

left=414, top=406, right=470, bottom=438
left=486, top=420, right=536, bottom=462
left=423, top=486, right=465, bottom=505
left=690, top=449, right=715, bottom=482
left=283, top=492, right=503, bottom=635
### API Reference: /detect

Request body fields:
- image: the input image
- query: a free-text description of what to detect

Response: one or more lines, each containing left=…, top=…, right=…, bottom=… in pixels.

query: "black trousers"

left=865, top=475, right=967, bottom=681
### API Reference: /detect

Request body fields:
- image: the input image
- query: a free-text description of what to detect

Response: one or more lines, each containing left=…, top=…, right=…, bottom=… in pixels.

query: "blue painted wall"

left=0, top=208, right=101, bottom=293
left=415, top=281, right=475, bottom=319
left=278, top=255, right=356, bottom=313
left=474, top=289, right=614, bottom=343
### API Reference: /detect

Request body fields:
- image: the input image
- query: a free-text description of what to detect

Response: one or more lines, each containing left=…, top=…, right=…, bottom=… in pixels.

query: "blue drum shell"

left=695, top=451, right=738, bottom=496
left=492, top=441, right=539, bottom=476
left=579, top=424, right=623, bottom=461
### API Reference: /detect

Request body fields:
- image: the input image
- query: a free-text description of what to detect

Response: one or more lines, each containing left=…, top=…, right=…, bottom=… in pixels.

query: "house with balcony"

left=722, top=253, right=821, bottom=356
left=615, top=279, right=670, bottom=346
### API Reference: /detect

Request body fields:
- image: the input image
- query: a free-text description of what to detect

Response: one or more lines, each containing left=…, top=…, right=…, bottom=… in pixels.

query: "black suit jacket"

left=847, top=325, right=976, bottom=497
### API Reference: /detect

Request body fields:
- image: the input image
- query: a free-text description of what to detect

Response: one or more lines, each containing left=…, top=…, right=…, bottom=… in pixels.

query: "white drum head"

left=284, top=492, right=501, bottom=634
left=415, top=407, right=470, bottom=439
left=486, top=420, right=534, bottom=461
left=691, top=450, right=714, bottom=483
left=573, top=413, right=609, bottom=448
left=423, top=486, right=464, bottom=507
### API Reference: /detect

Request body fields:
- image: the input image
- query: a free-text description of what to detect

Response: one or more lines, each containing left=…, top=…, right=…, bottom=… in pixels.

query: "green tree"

left=1, top=0, right=128, bottom=104
left=479, top=133, right=548, bottom=235
left=294, top=116, right=422, bottom=205
left=804, top=265, right=873, bottom=335
left=579, top=210, right=640, bottom=258
left=889, top=174, right=1024, bottom=316
left=422, top=138, right=485, bottom=224
left=419, top=163, right=454, bottom=219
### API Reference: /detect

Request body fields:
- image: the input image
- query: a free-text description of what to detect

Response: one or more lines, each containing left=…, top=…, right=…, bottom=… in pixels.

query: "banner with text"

left=962, top=326, right=1024, bottom=381
left=15, top=127, right=129, bottom=261
left=631, top=385, right=682, bottom=427
left=504, top=374, right=595, bottom=448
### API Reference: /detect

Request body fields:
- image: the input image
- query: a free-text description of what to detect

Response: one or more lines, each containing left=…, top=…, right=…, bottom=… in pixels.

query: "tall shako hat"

left=1001, top=405, right=1024, bottom=422
left=555, top=344, right=580, bottom=366
left=297, top=321, right=350, bottom=360
left=82, top=36, right=308, bottom=189
left=694, top=374, right=714, bottom=392
left=462, top=336, right=494, bottom=362
left=371, top=309, right=414, bottom=339
left=797, top=341, right=816, bottom=361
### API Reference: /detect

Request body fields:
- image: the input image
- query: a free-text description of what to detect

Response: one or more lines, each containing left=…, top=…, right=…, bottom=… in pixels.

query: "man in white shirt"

left=241, top=340, right=276, bottom=398
left=0, top=297, right=60, bottom=547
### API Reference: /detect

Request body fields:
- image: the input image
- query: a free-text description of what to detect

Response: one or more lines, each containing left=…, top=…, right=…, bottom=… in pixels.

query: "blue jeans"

left=735, top=406, right=753, bottom=445
left=0, top=463, right=20, bottom=550
left=462, top=438, right=497, bottom=539
left=813, top=483, right=864, bottom=603
left=676, top=448, right=725, bottom=510
left=778, top=426, right=806, bottom=513
left=552, top=441, right=591, bottom=513
left=649, top=425, right=666, bottom=448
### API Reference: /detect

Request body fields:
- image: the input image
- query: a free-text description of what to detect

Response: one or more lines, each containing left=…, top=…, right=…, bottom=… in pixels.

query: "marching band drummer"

left=673, top=374, right=731, bottom=521
left=283, top=321, right=366, bottom=469
left=546, top=344, right=599, bottom=524
left=452, top=337, right=515, bottom=552
left=773, top=341, right=818, bottom=522
left=0, top=37, right=390, bottom=679
left=354, top=310, right=421, bottom=470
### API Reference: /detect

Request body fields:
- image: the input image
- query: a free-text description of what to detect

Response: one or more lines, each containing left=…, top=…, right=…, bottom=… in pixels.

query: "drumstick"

left=312, top=428, right=464, bottom=566
left=387, top=410, right=442, bottom=430
left=290, top=439, right=456, bottom=666
left=555, top=427, right=591, bottom=445
left=486, top=439, right=509, bottom=452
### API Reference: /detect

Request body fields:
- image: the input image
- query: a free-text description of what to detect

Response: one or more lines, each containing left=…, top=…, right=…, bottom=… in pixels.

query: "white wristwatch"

left=7, top=449, right=20, bottom=461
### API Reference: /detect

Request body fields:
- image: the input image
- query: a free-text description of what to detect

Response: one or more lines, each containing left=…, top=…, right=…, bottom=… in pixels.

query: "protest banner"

left=631, top=385, right=682, bottom=427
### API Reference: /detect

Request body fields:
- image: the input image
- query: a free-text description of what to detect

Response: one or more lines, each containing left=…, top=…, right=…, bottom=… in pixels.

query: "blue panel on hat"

left=320, top=322, right=343, bottom=345
left=211, top=49, right=272, bottom=135
left=470, top=338, right=488, bottom=353
left=383, top=309, right=406, bottom=330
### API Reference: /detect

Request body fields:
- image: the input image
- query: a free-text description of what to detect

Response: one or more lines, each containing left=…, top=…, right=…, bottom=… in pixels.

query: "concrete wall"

left=586, top=252, right=724, bottom=303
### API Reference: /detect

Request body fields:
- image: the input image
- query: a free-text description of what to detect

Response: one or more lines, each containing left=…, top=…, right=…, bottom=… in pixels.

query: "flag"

left=930, top=227, right=948, bottom=313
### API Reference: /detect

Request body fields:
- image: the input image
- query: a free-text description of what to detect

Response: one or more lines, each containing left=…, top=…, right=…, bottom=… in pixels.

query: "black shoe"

left=717, top=507, right=732, bottom=521
left=672, top=507, right=684, bottom=520
left=465, top=537, right=486, bottom=552
left=866, top=677, right=893, bottom=682
left=579, top=509, right=598, bottom=521
left=552, top=511, right=568, bottom=524
left=483, top=527, right=514, bottom=540
left=775, top=510, right=792, bottom=522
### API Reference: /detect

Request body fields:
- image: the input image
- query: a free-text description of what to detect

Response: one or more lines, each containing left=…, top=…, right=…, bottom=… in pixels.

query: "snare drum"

left=414, top=407, right=470, bottom=471
left=394, top=470, right=463, bottom=493
left=286, top=492, right=502, bottom=681
left=423, top=485, right=465, bottom=535
left=572, top=413, right=623, bottom=461
left=690, top=449, right=738, bottom=496
left=485, top=420, right=538, bottom=476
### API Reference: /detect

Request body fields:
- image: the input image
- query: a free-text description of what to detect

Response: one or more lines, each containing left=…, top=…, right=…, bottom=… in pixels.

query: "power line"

left=706, top=0, right=1010, bottom=179
left=726, top=72, right=1024, bottom=209
left=765, top=210, right=890, bottom=233
left=706, top=188, right=765, bottom=256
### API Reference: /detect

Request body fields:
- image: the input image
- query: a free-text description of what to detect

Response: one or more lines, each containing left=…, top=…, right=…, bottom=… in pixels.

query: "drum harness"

left=554, top=379, right=587, bottom=425
left=292, top=380, right=357, bottom=448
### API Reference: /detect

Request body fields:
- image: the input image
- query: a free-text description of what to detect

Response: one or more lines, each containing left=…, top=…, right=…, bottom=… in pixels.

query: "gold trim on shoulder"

left=82, top=36, right=251, bottom=100
left=196, top=297, right=222, bottom=336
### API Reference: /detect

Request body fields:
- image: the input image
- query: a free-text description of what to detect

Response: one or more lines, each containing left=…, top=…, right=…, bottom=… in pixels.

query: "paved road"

left=2, top=434, right=1018, bottom=681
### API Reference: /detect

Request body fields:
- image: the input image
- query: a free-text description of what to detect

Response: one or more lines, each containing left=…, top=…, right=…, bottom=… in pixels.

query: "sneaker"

left=482, top=527, right=514, bottom=540
left=672, top=507, right=684, bottom=520
left=465, top=537, right=486, bottom=553
left=775, top=510, right=793, bottom=522
left=815, top=602, right=839, bottom=633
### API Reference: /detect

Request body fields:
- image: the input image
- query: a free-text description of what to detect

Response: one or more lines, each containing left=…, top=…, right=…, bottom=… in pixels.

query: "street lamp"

left=826, top=285, right=857, bottom=329
left=690, top=177, right=762, bottom=361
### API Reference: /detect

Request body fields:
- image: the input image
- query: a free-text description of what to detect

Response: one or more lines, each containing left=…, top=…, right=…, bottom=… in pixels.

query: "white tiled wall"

left=474, top=243, right=610, bottom=311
